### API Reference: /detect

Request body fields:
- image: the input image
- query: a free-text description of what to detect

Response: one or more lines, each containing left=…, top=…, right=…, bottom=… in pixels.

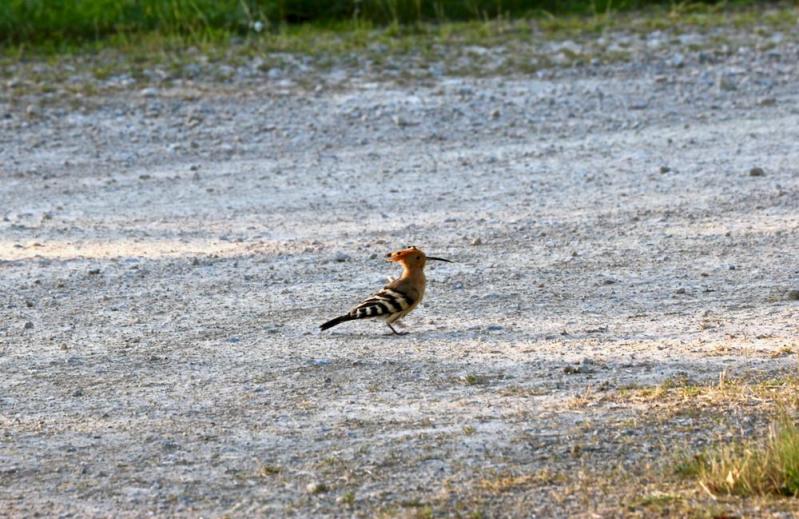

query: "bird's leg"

left=387, top=323, right=407, bottom=336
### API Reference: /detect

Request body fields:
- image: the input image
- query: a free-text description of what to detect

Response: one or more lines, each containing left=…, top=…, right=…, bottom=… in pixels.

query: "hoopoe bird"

left=320, top=246, right=452, bottom=335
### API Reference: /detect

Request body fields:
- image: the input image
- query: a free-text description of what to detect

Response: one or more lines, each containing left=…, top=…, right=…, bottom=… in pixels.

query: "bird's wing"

left=349, top=287, right=415, bottom=319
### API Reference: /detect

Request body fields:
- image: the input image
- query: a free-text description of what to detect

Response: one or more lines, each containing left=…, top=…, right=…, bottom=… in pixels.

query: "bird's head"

left=385, top=246, right=452, bottom=268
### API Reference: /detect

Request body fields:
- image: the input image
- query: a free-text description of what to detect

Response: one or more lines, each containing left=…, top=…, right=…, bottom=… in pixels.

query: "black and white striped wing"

left=350, top=288, right=414, bottom=320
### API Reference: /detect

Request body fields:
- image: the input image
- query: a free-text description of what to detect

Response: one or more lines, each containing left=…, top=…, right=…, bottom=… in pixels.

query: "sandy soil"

left=1, top=21, right=799, bottom=517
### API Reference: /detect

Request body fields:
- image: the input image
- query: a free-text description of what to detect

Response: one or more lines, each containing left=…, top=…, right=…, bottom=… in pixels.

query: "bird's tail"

left=320, top=314, right=354, bottom=331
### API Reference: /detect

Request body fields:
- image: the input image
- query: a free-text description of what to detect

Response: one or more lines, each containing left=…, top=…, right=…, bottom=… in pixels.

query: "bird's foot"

left=386, top=323, right=408, bottom=336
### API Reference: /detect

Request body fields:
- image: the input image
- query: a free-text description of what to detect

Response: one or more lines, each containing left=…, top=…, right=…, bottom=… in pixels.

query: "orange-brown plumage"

left=320, top=246, right=452, bottom=335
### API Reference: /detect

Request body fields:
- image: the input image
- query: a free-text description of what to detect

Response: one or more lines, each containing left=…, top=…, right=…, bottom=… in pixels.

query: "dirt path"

left=2, top=21, right=799, bottom=517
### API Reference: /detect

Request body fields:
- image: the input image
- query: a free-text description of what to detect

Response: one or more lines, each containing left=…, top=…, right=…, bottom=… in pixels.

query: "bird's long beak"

left=427, top=256, right=453, bottom=263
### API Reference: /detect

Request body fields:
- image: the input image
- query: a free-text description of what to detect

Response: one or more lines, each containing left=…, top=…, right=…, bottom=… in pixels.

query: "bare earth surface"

left=2, top=19, right=799, bottom=517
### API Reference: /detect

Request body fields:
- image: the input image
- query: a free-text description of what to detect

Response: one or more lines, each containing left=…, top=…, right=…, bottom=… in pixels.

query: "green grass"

left=1, top=1, right=796, bottom=92
left=0, top=0, right=771, bottom=47
left=682, top=418, right=799, bottom=497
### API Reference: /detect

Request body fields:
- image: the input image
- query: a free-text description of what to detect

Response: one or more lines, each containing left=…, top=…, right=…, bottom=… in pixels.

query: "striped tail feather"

left=321, top=288, right=416, bottom=332
left=320, top=314, right=354, bottom=331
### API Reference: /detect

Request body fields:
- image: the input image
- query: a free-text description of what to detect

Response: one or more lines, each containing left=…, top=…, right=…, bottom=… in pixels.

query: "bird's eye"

left=416, top=256, right=420, bottom=260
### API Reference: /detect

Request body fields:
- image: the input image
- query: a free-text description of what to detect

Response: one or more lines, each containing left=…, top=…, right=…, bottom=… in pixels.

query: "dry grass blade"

left=692, top=418, right=799, bottom=497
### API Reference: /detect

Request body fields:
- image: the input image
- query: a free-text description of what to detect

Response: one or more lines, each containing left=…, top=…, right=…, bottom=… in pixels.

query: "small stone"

left=717, top=74, right=737, bottom=91
left=23, top=321, right=34, bottom=330
left=564, top=359, right=596, bottom=375
left=333, top=252, right=351, bottom=262
left=486, top=325, right=503, bottom=331
left=749, top=167, right=765, bottom=177
left=659, top=166, right=671, bottom=174
left=72, top=389, right=83, bottom=397
left=88, top=268, right=100, bottom=275
left=757, top=97, right=777, bottom=107
left=490, top=109, right=501, bottom=119
left=675, top=287, right=686, bottom=295
left=787, top=290, right=799, bottom=301
left=139, top=174, right=152, bottom=180
left=139, top=87, right=159, bottom=98
left=470, top=237, right=482, bottom=246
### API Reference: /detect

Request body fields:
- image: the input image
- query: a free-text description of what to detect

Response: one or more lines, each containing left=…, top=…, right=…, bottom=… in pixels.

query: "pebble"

left=670, top=53, right=685, bottom=67
left=787, top=290, right=799, bottom=301
left=564, top=359, right=595, bottom=375
left=717, top=74, right=737, bottom=91
left=88, top=268, right=101, bottom=275
left=23, top=321, right=34, bottom=330
left=333, top=252, right=351, bottom=262
left=675, top=288, right=686, bottom=295
left=749, top=167, right=765, bottom=177
left=659, top=166, right=671, bottom=174
left=471, top=237, right=482, bottom=246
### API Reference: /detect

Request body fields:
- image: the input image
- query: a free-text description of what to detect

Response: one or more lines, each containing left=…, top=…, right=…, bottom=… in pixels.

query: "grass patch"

left=685, top=418, right=799, bottom=498
left=0, top=0, right=776, bottom=47
left=627, top=491, right=684, bottom=510
left=1, top=2, right=797, bottom=101
left=478, top=468, right=566, bottom=493
left=2, top=3, right=797, bottom=59
left=460, top=373, right=490, bottom=386
left=611, top=374, right=799, bottom=412
left=338, top=491, right=355, bottom=506
left=257, top=464, right=282, bottom=476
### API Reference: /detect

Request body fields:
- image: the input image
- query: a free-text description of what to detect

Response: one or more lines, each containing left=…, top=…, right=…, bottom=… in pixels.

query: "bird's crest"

left=385, top=245, right=420, bottom=262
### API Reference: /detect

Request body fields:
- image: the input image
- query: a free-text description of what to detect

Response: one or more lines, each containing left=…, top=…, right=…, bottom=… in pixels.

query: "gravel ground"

left=2, top=18, right=799, bottom=517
